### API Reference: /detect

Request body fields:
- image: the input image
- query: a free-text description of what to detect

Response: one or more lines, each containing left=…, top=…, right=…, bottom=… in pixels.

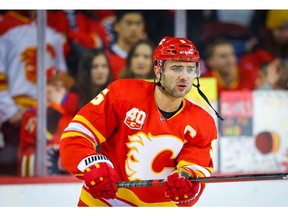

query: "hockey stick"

left=116, top=172, right=288, bottom=188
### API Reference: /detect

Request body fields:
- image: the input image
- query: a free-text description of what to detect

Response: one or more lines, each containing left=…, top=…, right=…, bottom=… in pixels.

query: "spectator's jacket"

left=238, top=47, right=275, bottom=90
left=107, top=44, right=127, bottom=80
left=0, top=13, right=67, bottom=125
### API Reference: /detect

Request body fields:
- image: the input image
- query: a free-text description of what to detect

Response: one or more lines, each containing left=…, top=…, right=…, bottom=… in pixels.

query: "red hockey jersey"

left=60, top=79, right=217, bottom=207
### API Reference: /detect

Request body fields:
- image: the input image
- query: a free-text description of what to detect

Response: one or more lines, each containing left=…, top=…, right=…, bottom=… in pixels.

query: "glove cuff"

left=77, top=154, right=114, bottom=172
left=173, top=167, right=197, bottom=178
left=173, top=168, right=201, bottom=204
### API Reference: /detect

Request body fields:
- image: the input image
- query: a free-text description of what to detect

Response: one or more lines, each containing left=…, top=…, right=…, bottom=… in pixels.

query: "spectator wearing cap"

left=107, top=10, right=146, bottom=80
left=238, top=10, right=288, bottom=90
left=18, top=67, right=79, bottom=176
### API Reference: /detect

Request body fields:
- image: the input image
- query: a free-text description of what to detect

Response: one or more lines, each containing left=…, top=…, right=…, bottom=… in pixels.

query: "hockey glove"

left=82, top=154, right=118, bottom=199
left=163, top=169, right=200, bottom=204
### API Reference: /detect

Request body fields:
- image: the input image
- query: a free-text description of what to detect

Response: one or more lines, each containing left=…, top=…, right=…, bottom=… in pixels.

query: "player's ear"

left=154, top=66, right=162, bottom=79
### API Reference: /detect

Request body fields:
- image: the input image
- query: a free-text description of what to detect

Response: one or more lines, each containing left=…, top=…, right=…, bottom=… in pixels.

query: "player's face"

left=162, top=61, right=197, bottom=98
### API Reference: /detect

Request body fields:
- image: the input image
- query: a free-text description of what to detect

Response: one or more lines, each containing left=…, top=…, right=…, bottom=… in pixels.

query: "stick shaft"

left=116, top=172, right=288, bottom=188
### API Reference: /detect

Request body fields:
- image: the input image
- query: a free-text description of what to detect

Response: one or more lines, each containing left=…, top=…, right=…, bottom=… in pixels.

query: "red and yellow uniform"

left=60, top=79, right=217, bottom=206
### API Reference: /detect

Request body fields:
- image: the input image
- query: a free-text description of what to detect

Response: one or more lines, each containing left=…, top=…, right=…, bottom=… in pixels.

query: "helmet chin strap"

left=193, top=77, right=224, bottom=121
left=155, top=72, right=165, bottom=90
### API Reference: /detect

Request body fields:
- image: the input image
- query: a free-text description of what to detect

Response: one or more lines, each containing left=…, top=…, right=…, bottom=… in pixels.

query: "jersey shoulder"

left=184, top=98, right=216, bottom=123
left=108, top=79, right=154, bottom=99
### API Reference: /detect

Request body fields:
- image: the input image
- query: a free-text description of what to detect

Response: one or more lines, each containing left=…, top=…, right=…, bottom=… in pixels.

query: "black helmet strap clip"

left=193, top=77, right=224, bottom=121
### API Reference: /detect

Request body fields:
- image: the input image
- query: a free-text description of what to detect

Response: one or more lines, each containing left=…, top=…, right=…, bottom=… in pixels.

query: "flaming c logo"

left=21, top=44, right=56, bottom=84
left=125, top=132, right=184, bottom=181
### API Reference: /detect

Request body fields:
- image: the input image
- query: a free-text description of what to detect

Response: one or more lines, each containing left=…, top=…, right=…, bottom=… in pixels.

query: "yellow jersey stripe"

left=61, top=131, right=96, bottom=149
left=80, top=188, right=176, bottom=207
left=73, top=115, right=106, bottom=143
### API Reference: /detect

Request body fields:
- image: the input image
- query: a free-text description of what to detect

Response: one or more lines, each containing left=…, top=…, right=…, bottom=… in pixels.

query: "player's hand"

left=83, top=161, right=118, bottom=199
left=163, top=170, right=200, bottom=204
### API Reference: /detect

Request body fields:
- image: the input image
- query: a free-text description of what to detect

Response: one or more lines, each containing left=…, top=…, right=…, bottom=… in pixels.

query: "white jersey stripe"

left=104, top=198, right=134, bottom=207
left=65, top=122, right=97, bottom=144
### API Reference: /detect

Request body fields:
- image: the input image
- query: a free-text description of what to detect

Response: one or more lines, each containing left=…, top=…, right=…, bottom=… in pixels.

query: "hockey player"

left=59, top=36, right=218, bottom=207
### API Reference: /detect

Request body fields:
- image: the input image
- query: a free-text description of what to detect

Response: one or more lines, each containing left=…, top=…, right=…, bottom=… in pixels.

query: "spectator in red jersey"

left=47, top=10, right=110, bottom=78
left=118, top=39, right=155, bottom=80
left=202, top=37, right=255, bottom=95
left=107, top=10, right=146, bottom=80
left=0, top=10, right=36, bottom=35
left=238, top=10, right=288, bottom=90
left=18, top=67, right=78, bottom=176
left=73, top=48, right=113, bottom=110
left=90, top=10, right=117, bottom=46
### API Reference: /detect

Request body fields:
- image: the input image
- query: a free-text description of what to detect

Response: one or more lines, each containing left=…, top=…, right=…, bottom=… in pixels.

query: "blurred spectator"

left=261, top=10, right=288, bottom=57
left=18, top=67, right=78, bottom=176
left=0, top=10, right=67, bottom=176
left=0, top=10, right=35, bottom=34
left=202, top=37, right=255, bottom=94
left=73, top=48, right=113, bottom=110
left=90, top=10, right=117, bottom=45
left=239, top=10, right=288, bottom=90
left=256, top=59, right=288, bottom=90
left=47, top=10, right=110, bottom=78
left=107, top=10, right=146, bottom=80
left=91, top=10, right=174, bottom=51
left=118, top=39, right=155, bottom=80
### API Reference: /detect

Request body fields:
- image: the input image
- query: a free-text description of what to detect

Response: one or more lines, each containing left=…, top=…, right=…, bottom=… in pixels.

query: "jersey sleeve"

left=179, top=113, right=217, bottom=175
left=175, top=108, right=218, bottom=206
left=59, top=85, right=118, bottom=178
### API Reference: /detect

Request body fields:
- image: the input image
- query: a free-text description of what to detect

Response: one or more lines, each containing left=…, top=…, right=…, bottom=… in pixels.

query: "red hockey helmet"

left=153, top=36, right=200, bottom=65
